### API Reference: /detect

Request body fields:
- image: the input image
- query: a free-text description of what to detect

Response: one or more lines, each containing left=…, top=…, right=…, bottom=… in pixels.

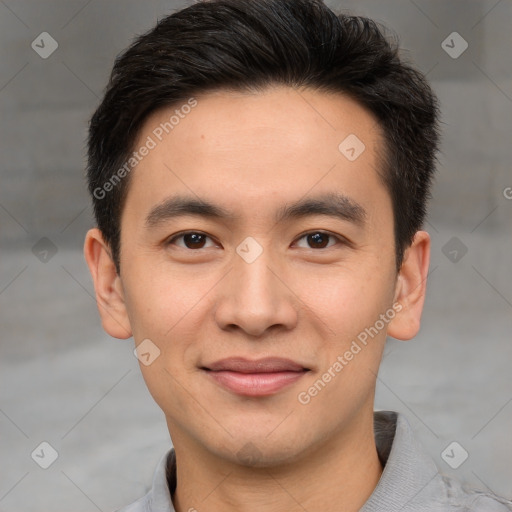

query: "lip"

left=202, top=357, right=310, bottom=397
left=204, top=357, right=307, bottom=373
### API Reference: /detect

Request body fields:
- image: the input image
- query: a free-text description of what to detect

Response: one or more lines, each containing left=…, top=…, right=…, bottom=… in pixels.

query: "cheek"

left=298, top=262, right=396, bottom=339
left=122, top=258, right=207, bottom=342
left=127, top=269, right=205, bottom=415
left=293, top=269, right=392, bottom=419
left=122, top=261, right=214, bottom=406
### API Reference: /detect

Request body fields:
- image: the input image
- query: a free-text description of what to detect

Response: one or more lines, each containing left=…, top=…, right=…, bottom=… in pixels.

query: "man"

left=83, top=1, right=512, bottom=510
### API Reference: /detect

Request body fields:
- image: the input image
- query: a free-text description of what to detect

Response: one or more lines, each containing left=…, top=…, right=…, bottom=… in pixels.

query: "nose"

left=214, top=244, right=299, bottom=338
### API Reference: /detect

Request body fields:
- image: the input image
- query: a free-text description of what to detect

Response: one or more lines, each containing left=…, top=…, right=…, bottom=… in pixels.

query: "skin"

left=84, top=85, right=430, bottom=512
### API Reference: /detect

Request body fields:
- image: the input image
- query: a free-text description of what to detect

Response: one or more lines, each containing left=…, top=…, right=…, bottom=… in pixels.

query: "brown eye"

left=307, top=232, right=330, bottom=248
left=168, top=232, right=215, bottom=249
left=295, top=231, right=339, bottom=249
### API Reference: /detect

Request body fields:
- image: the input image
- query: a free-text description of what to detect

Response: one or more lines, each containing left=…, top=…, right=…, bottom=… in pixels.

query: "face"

left=86, top=85, right=429, bottom=467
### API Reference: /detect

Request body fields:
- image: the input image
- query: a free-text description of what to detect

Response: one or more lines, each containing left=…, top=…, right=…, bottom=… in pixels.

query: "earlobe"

left=387, top=231, right=431, bottom=341
left=83, top=228, right=132, bottom=339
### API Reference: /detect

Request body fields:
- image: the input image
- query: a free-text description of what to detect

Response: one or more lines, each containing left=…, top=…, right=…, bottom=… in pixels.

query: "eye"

left=167, top=231, right=217, bottom=250
left=294, top=231, right=341, bottom=249
left=166, top=230, right=345, bottom=251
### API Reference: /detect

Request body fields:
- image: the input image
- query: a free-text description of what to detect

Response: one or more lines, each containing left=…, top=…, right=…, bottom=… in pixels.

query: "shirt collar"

left=361, top=411, right=440, bottom=511
left=144, top=410, right=440, bottom=512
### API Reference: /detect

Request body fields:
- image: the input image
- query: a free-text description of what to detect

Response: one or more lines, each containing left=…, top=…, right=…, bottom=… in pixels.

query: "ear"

left=83, top=228, right=132, bottom=339
left=387, top=230, right=430, bottom=341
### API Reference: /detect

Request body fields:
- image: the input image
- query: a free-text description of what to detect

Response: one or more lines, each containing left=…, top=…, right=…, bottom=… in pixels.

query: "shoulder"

left=464, top=490, right=512, bottom=511
left=437, top=473, right=512, bottom=512
left=114, top=448, right=174, bottom=512
left=373, top=411, right=512, bottom=512
left=114, top=493, right=151, bottom=512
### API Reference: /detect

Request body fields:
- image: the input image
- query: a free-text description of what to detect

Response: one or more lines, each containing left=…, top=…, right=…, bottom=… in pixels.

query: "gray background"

left=1, top=0, right=511, bottom=511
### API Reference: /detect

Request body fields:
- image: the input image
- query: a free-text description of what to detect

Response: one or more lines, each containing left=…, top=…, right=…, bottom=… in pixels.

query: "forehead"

left=124, top=86, right=388, bottom=225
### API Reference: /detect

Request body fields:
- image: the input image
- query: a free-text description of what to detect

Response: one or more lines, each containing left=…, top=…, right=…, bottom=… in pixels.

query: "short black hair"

left=86, top=0, right=440, bottom=273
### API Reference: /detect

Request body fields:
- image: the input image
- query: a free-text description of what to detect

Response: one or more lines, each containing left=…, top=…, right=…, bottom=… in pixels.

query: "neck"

left=171, top=408, right=383, bottom=512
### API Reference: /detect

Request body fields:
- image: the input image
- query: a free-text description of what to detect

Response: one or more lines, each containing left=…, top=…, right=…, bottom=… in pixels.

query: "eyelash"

left=166, top=230, right=346, bottom=250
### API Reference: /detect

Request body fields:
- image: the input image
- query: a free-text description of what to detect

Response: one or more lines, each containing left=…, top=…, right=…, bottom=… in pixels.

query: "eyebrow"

left=145, top=192, right=366, bottom=228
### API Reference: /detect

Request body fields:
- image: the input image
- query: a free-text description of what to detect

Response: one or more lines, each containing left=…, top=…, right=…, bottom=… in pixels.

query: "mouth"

left=200, top=357, right=311, bottom=397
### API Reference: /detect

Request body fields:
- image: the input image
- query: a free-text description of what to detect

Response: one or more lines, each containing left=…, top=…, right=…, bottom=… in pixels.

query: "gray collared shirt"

left=117, top=411, right=512, bottom=512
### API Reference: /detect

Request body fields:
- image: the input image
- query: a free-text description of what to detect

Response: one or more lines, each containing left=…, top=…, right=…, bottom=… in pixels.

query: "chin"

left=213, top=432, right=308, bottom=469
